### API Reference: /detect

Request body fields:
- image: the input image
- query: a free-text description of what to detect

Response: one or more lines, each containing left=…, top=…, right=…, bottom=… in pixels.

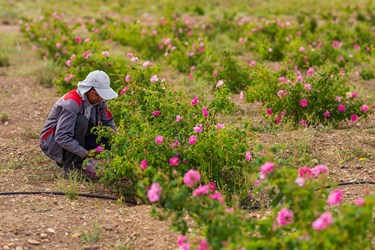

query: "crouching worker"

left=39, top=70, right=118, bottom=178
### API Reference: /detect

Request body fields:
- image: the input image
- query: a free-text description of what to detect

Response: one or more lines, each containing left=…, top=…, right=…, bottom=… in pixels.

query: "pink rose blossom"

left=300, top=99, right=308, bottom=107
left=336, top=96, right=342, bottom=102
left=56, top=42, right=62, bottom=48
left=304, top=84, right=312, bottom=91
left=131, top=57, right=138, bottom=62
left=215, top=123, right=225, bottom=129
left=65, top=59, right=71, bottom=67
left=300, top=119, right=307, bottom=127
left=125, top=75, right=131, bottom=82
left=277, top=90, right=285, bottom=99
left=327, top=189, right=343, bottom=205
left=332, top=40, right=340, bottom=48
left=95, top=146, right=103, bottom=152
left=155, top=135, right=164, bottom=144
left=361, top=104, right=368, bottom=113
left=188, top=135, right=197, bottom=145
left=176, top=115, right=182, bottom=122
left=277, top=208, right=294, bottom=226
left=140, top=160, right=148, bottom=170
left=177, top=235, right=189, bottom=250
left=169, top=157, right=179, bottom=166
left=249, top=60, right=256, bottom=67
left=150, top=75, right=159, bottom=82
left=266, top=109, right=273, bottom=115
left=198, top=240, right=208, bottom=250
left=102, top=51, right=109, bottom=57
left=354, top=197, right=365, bottom=206
left=350, top=114, right=357, bottom=122
left=193, top=185, right=209, bottom=196
left=323, top=110, right=331, bottom=118
left=143, top=61, right=151, bottom=68
left=171, top=140, right=179, bottom=148
left=152, top=110, right=161, bottom=116
left=209, top=191, right=224, bottom=203
left=338, top=104, right=346, bottom=112
left=298, top=166, right=312, bottom=178
left=208, top=182, right=216, bottom=192
left=245, top=151, right=252, bottom=161
left=75, top=36, right=81, bottom=43
left=216, top=80, right=224, bottom=88
left=294, top=177, right=305, bottom=187
left=260, top=162, right=275, bottom=175
left=354, top=45, right=360, bottom=50
left=82, top=50, right=91, bottom=59
left=213, top=70, right=218, bottom=77
left=306, top=67, right=314, bottom=76
left=193, top=124, right=203, bottom=133
left=183, top=169, right=201, bottom=187
left=188, top=73, right=193, bottom=79
left=127, top=52, right=133, bottom=58
left=312, top=212, right=333, bottom=230
left=311, top=165, right=329, bottom=176
left=202, top=107, right=209, bottom=117
left=120, top=86, right=128, bottom=95
left=240, top=91, right=244, bottom=99
left=147, top=183, right=162, bottom=202
left=191, top=97, right=199, bottom=105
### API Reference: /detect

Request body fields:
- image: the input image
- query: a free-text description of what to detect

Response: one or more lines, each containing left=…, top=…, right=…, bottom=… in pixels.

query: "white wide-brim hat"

left=78, top=70, right=118, bottom=100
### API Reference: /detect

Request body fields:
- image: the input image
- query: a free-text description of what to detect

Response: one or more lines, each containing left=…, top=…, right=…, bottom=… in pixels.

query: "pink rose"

left=188, top=135, right=197, bottom=145
left=152, top=110, right=161, bottom=116
left=140, top=160, right=148, bottom=170
left=208, top=182, right=216, bottom=192
left=147, top=183, right=162, bottom=202
left=338, top=104, right=346, bottom=112
left=277, top=208, right=294, bottom=226
left=191, top=97, right=199, bottom=105
left=183, top=169, right=201, bottom=187
left=155, top=135, right=164, bottom=144
left=300, top=99, right=308, bottom=107
left=245, top=151, right=252, bottom=161
left=193, top=185, right=209, bottom=196
left=202, top=107, right=209, bottom=117
left=260, top=162, right=274, bottom=175
left=298, top=166, right=312, bottom=178
left=327, top=189, right=343, bottom=206
left=169, top=157, right=179, bottom=166
left=311, top=165, right=329, bottom=176
left=312, top=212, right=333, bottom=230
left=209, top=191, right=224, bottom=203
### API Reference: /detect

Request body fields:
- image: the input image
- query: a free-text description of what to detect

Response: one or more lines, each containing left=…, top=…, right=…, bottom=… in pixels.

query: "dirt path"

left=0, top=69, right=178, bottom=249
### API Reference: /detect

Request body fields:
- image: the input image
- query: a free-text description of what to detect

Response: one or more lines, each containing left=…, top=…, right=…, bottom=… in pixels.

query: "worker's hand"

left=84, top=150, right=100, bottom=159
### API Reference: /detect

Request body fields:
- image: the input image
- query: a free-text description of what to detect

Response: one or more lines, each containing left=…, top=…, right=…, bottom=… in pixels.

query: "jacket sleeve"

left=99, top=103, right=117, bottom=132
left=55, top=107, right=87, bottom=158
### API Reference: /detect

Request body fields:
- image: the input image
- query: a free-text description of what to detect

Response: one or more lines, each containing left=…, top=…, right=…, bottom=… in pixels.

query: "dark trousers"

left=61, top=115, right=108, bottom=169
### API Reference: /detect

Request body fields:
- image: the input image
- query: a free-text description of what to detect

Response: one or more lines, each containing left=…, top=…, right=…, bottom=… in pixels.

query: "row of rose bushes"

left=21, top=11, right=373, bottom=127
left=20, top=12, right=374, bottom=249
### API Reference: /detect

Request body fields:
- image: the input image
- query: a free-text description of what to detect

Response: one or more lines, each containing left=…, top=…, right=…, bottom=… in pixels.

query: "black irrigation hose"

left=324, top=181, right=375, bottom=189
left=0, top=191, right=138, bottom=205
left=0, top=181, right=374, bottom=208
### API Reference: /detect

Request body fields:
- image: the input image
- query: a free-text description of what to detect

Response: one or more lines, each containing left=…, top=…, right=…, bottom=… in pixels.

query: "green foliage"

left=246, top=63, right=369, bottom=126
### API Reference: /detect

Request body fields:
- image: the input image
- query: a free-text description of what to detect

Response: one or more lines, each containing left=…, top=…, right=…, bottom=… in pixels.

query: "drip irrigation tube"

left=324, top=181, right=375, bottom=189
left=0, top=181, right=373, bottom=208
left=0, top=191, right=138, bottom=205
